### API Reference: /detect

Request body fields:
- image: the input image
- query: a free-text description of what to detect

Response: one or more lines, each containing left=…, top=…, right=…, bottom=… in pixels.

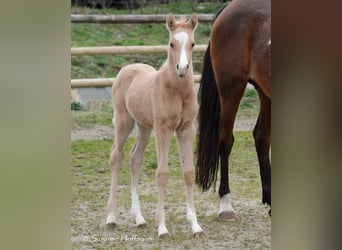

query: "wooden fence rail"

left=71, top=75, right=202, bottom=88
left=71, top=14, right=215, bottom=24
left=71, top=44, right=207, bottom=55
left=71, top=45, right=207, bottom=88
left=71, top=14, right=211, bottom=89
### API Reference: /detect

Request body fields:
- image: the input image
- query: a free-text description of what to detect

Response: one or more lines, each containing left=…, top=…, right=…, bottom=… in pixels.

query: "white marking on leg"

left=131, top=187, right=146, bottom=226
left=156, top=183, right=169, bottom=237
left=158, top=223, right=169, bottom=237
left=186, top=203, right=203, bottom=234
left=106, top=148, right=124, bottom=225
left=156, top=177, right=169, bottom=237
left=106, top=212, right=116, bottom=225
left=174, top=31, right=189, bottom=69
left=218, top=194, right=235, bottom=215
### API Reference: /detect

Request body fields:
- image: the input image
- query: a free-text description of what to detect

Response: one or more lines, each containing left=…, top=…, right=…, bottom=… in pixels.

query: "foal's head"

left=166, top=13, right=198, bottom=79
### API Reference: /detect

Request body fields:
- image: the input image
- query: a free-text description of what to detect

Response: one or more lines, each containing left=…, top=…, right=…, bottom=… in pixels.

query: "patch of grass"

left=240, top=88, right=258, bottom=109
left=72, top=2, right=226, bottom=15
left=71, top=2, right=225, bottom=79
left=71, top=131, right=270, bottom=249
left=237, top=88, right=259, bottom=121
left=72, top=101, right=113, bottom=128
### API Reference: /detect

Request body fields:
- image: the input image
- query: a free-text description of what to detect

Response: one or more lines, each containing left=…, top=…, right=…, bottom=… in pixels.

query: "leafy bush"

left=71, top=100, right=86, bottom=111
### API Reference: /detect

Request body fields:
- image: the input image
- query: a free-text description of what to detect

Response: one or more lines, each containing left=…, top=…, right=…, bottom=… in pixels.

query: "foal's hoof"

left=158, top=233, right=170, bottom=239
left=106, top=222, right=117, bottom=230
left=137, top=223, right=147, bottom=228
left=218, top=211, right=236, bottom=221
left=193, top=231, right=205, bottom=238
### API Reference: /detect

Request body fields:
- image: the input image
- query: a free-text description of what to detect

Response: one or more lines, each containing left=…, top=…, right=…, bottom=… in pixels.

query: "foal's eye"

left=191, top=43, right=195, bottom=48
left=170, top=43, right=174, bottom=48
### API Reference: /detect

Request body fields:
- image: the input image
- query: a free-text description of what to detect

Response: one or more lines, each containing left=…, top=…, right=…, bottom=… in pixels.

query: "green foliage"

left=72, top=101, right=113, bottom=128
left=71, top=100, right=86, bottom=111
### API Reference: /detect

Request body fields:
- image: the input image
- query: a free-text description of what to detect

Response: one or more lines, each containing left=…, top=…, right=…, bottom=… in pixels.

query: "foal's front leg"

left=154, top=126, right=173, bottom=238
left=177, top=125, right=204, bottom=237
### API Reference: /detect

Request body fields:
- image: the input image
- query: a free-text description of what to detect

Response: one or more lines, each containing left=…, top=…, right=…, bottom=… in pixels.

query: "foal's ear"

left=166, top=13, right=177, bottom=31
left=186, top=13, right=198, bottom=31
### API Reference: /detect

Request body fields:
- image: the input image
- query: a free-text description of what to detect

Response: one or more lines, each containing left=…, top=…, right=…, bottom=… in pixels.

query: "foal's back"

left=112, top=63, right=156, bottom=128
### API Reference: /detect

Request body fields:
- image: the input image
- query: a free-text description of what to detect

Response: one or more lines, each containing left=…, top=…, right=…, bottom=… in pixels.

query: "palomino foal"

left=105, top=13, right=203, bottom=238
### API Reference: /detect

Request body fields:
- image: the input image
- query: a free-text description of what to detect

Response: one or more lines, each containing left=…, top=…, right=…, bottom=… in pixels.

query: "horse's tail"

left=195, top=43, right=221, bottom=192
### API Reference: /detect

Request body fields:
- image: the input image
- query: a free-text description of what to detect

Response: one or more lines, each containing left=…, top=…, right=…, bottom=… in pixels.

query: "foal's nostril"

left=176, top=64, right=179, bottom=69
left=186, top=64, right=189, bottom=69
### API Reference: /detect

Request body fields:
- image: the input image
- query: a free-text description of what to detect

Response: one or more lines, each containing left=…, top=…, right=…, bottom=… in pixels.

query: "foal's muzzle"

left=176, top=63, right=189, bottom=78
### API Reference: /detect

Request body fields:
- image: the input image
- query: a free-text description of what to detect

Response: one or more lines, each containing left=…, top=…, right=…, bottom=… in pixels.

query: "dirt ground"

left=71, top=120, right=271, bottom=249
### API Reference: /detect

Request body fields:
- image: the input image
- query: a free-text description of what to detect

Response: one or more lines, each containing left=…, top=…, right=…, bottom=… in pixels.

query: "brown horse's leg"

left=130, top=124, right=152, bottom=227
left=217, top=78, right=247, bottom=220
left=209, top=5, right=251, bottom=219
left=217, top=139, right=235, bottom=220
left=176, top=125, right=204, bottom=237
left=253, top=87, right=271, bottom=211
left=106, top=112, right=135, bottom=228
left=154, top=125, right=173, bottom=238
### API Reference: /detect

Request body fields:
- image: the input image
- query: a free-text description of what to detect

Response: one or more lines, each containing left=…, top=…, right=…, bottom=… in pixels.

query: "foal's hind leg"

left=129, top=124, right=152, bottom=227
left=253, top=87, right=271, bottom=212
left=106, top=112, right=135, bottom=227
left=176, top=125, right=204, bottom=237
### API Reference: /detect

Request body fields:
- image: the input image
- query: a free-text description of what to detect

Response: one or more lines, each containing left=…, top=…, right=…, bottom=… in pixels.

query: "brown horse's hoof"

left=106, top=222, right=116, bottom=230
left=218, top=211, right=236, bottom=221
left=158, top=233, right=170, bottom=239
left=137, top=223, right=147, bottom=228
left=193, top=231, right=205, bottom=238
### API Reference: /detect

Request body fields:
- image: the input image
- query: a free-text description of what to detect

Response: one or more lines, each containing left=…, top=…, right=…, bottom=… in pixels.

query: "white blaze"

left=174, top=31, right=189, bottom=69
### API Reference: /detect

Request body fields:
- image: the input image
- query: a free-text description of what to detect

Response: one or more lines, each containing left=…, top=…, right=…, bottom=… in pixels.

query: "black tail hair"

left=195, top=43, right=221, bottom=192
left=195, top=3, right=228, bottom=192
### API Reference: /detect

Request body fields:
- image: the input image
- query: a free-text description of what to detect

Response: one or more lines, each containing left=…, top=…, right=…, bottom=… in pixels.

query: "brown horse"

left=196, top=0, right=271, bottom=219
left=105, top=13, right=204, bottom=238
